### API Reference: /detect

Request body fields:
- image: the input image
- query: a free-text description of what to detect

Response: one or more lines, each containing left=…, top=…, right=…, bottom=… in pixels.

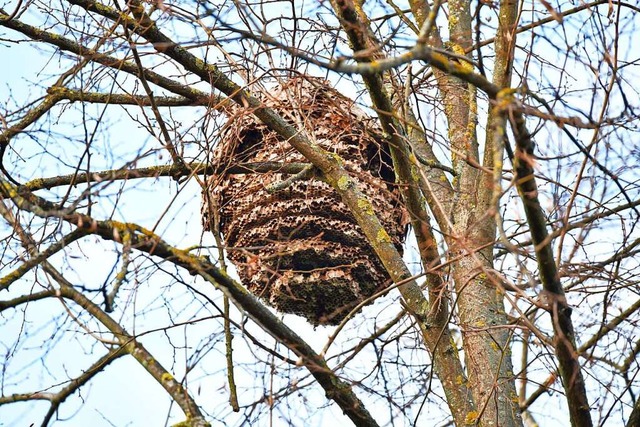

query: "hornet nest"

left=203, top=76, right=405, bottom=325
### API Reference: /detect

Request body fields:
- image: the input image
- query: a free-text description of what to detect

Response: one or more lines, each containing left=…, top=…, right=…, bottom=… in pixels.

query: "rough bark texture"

left=441, top=0, right=522, bottom=424
left=329, top=2, right=476, bottom=424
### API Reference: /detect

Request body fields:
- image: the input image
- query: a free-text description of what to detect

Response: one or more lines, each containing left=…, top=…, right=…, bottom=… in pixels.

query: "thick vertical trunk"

left=408, top=0, right=523, bottom=424
left=444, top=0, right=523, bottom=425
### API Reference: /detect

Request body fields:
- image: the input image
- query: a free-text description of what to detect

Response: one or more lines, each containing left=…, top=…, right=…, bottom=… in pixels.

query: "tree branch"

left=0, top=11, right=231, bottom=113
left=0, top=162, right=308, bottom=196
left=40, top=347, right=127, bottom=427
left=0, top=226, right=87, bottom=292
left=504, top=91, right=593, bottom=426
left=0, top=192, right=209, bottom=426
left=46, top=87, right=206, bottom=106
left=327, top=1, right=473, bottom=425
left=0, top=176, right=381, bottom=427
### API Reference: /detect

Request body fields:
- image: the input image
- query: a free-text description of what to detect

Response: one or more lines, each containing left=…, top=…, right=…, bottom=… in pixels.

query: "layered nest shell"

left=203, top=76, right=405, bottom=325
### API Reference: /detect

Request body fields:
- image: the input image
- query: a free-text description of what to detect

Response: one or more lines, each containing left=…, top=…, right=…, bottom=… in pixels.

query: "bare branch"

left=0, top=176, right=381, bottom=427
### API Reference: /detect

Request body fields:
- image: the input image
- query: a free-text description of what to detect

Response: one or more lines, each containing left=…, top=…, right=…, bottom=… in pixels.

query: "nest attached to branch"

left=203, top=76, right=405, bottom=325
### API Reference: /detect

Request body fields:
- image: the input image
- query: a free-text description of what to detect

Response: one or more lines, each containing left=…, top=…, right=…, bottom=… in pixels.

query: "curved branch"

left=55, top=280, right=209, bottom=426
left=0, top=162, right=308, bottom=196
left=0, top=11, right=230, bottom=112
left=0, top=194, right=209, bottom=426
left=0, top=227, right=87, bottom=291
left=0, top=289, right=56, bottom=311
left=40, top=347, right=126, bottom=426
left=0, top=177, right=381, bottom=427
left=503, top=91, right=593, bottom=426
left=46, top=87, right=204, bottom=106
left=327, top=1, right=472, bottom=425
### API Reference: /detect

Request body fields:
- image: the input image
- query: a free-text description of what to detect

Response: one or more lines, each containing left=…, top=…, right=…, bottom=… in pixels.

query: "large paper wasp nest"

left=203, top=76, right=405, bottom=325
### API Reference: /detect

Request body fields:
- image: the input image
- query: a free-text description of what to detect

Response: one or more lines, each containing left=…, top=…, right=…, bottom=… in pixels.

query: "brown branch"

left=204, top=8, right=498, bottom=99
left=265, top=164, right=316, bottom=193
left=0, top=393, right=52, bottom=404
left=520, top=372, right=559, bottom=412
left=0, top=13, right=120, bottom=186
left=0, top=176, right=381, bottom=427
left=114, top=0, right=184, bottom=168
left=208, top=203, right=240, bottom=413
left=327, top=2, right=473, bottom=426
left=40, top=347, right=127, bottom=426
left=521, top=297, right=640, bottom=412
left=505, top=91, right=593, bottom=426
left=331, top=309, right=407, bottom=369
left=0, top=90, right=63, bottom=151
left=0, top=193, right=209, bottom=426
left=46, top=87, right=204, bottom=106
left=0, top=91, right=65, bottom=185
left=104, top=229, right=131, bottom=312
left=223, top=295, right=239, bottom=412
left=474, top=1, right=640, bottom=53
left=494, top=197, right=640, bottom=261
left=55, top=280, right=209, bottom=426
left=580, top=298, right=640, bottom=356
left=3, top=162, right=308, bottom=196
left=0, top=227, right=87, bottom=291
left=0, top=289, right=55, bottom=311
left=0, top=11, right=232, bottom=113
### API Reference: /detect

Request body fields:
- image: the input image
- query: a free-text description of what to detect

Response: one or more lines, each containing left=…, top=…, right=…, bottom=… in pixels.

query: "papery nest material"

left=203, top=76, right=405, bottom=325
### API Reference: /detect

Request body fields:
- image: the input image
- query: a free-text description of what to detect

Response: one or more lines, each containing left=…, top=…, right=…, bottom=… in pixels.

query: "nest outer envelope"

left=203, top=76, right=405, bottom=325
